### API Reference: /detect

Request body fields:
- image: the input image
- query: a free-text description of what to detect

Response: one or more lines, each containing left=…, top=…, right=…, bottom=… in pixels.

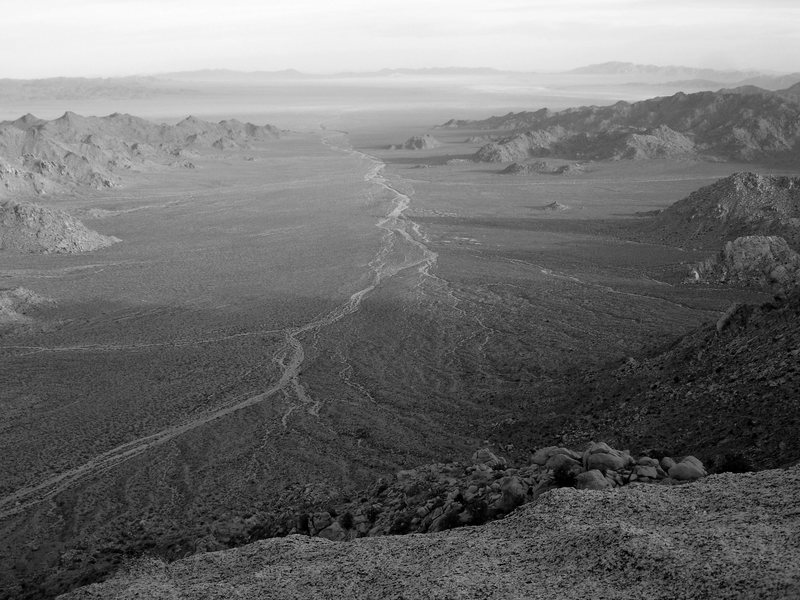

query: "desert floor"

left=0, top=117, right=794, bottom=597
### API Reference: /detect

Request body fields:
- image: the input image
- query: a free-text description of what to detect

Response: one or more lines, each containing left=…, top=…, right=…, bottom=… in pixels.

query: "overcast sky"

left=2, top=0, right=798, bottom=78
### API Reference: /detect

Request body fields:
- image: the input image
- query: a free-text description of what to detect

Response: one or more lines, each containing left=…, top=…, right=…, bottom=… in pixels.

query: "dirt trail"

left=0, top=132, right=442, bottom=520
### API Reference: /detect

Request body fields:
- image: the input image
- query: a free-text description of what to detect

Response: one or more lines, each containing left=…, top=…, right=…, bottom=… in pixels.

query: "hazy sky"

left=2, top=0, right=798, bottom=77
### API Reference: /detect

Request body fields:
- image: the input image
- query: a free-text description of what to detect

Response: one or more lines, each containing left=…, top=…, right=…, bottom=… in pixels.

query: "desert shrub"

left=388, top=514, right=412, bottom=535
left=296, top=513, right=310, bottom=534
left=438, top=509, right=461, bottom=531
left=365, top=505, right=382, bottom=521
left=714, top=452, right=753, bottom=473
left=464, top=498, right=489, bottom=526
left=552, top=463, right=577, bottom=488
left=339, top=512, right=354, bottom=530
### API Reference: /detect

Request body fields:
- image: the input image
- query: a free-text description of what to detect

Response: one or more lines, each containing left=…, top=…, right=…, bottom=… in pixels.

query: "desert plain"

left=1, top=73, right=798, bottom=598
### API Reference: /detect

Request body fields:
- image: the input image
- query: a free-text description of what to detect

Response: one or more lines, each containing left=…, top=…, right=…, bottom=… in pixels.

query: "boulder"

left=545, top=453, right=582, bottom=471
left=634, top=465, right=659, bottom=479
left=575, top=469, right=613, bottom=491
left=586, top=452, right=632, bottom=473
left=669, top=462, right=706, bottom=481
left=532, top=446, right=580, bottom=465
left=680, top=456, right=706, bottom=472
left=493, top=476, right=527, bottom=513
left=472, top=448, right=506, bottom=469
left=311, top=512, right=332, bottom=533
left=317, top=521, right=348, bottom=541
left=661, top=457, right=677, bottom=472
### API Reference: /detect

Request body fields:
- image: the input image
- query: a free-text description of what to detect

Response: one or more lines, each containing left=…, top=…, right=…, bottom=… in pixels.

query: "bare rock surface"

left=60, top=465, right=800, bottom=600
left=689, top=235, right=800, bottom=290
left=0, top=199, right=119, bottom=253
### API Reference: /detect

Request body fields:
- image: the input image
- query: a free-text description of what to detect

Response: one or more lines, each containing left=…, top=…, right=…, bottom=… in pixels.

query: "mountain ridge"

left=458, top=87, right=800, bottom=163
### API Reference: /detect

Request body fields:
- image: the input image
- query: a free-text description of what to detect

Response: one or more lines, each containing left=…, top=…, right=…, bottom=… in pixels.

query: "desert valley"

left=1, top=62, right=800, bottom=599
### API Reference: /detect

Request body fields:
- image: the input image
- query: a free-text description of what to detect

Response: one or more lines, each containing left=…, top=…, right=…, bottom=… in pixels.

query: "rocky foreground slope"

left=0, top=112, right=280, bottom=195
left=0, top=199, right=119, bottom=253
left=60, top=465, right=800, bottom=600
left=443, top=87, right=800, bottom=163
left=499, top=288, right=800, bottom=473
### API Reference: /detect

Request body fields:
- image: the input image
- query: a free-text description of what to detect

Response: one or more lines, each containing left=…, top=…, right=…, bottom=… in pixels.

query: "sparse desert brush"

left=339, top=511, right=354, bottom=530
left=552, top=462, right=578, bottom=488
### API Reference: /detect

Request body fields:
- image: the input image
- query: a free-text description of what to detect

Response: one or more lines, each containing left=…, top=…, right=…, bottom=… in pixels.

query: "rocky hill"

left=499, top=160, right=584, bottom=176
left=390, top=134, right=442, bottom=150
left=59, top=464, right=800, bottom=600
left=447, top=87, right=800, bottom=163
left=688, top=235, right=800, bottom=291
left=0, top=199, right=119, bottom=253
left=0, top=112, right=280, bottom=195
left=644, top=172, right=800, bottom=249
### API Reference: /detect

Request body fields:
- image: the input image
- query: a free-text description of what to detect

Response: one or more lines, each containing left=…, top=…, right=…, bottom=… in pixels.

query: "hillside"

left=0, top=200, right=119, bottom=253
left=445, top=88, right=800, bottom=163
left=643, top=172, right=800, bottom=249
left=497, top=288, right=800, bottom=472
left=0, top=112, right=280, bottom=195
left=59, top=465, right=800, bottom=600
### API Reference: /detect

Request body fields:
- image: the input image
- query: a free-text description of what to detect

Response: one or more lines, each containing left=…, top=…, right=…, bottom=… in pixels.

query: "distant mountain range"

left=447, top=84, right=800, bottom=164
left=2, top=64, right=799, bottom=106
left=567, top=61, right=764, bottom=81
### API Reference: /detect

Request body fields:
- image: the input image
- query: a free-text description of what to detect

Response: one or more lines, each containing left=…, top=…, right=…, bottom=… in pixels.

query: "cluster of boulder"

left=287, top=442, right=708, bottom=542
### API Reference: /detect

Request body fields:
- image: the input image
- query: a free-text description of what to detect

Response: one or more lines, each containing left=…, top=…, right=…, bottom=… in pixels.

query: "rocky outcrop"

left=688, top=235, right=800, bottom=290
left=59, top=465, right=800, bottom=600
left=499, top=160, right=584, bottom=175
left=391, top=134, right=442, bottom=150
left=533, top=201, right=571, bottom=212
left=620, top=125, right=695, bottom=159
left=0, top=287, right=52, bottom=326
left=648, top=173, right=800, bottom=249
left=0, top=200, right=120, bottom=253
